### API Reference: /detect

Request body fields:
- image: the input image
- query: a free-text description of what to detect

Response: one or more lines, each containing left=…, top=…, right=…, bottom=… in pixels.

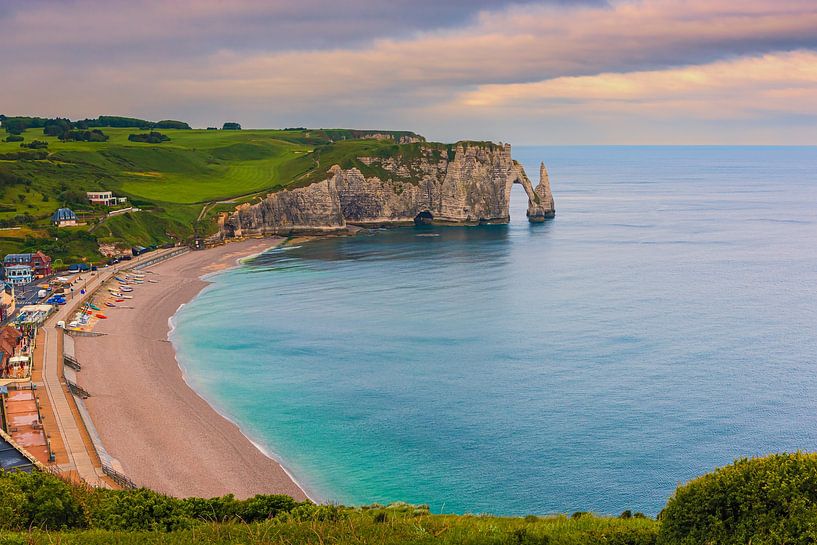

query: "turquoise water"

left=172, top=146, right=817, bottom=516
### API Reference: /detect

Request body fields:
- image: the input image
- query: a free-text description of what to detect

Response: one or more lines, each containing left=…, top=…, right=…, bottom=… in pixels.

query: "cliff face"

left=220, top=142, right=554, bottom=238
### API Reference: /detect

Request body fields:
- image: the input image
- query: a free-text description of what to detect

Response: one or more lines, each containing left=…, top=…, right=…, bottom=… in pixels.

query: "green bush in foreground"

left=659, top=452, right=817, bottom=544
left=7, top=452, right=817, bottom=543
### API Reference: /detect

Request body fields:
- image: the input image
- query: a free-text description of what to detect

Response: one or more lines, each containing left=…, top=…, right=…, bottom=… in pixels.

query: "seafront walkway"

left=40, top=248, right=187, bottom=486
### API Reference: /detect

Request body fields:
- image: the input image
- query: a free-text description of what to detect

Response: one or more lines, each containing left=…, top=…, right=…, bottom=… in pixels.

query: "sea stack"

left=526, top=162, right=555, bottom=222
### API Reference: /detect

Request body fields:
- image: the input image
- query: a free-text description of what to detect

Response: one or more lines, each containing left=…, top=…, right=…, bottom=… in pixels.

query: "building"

left=3, top=252, right=52, bottom=278
left=86, top=191, right=127, bottom=206
left=4, top=265, right=32, bottom=286
left=51, top=208, right=77, bottom=227
left=0, top=283, right=14, bottom=321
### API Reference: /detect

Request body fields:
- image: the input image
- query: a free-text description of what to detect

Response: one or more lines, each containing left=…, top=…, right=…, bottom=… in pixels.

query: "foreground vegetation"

left=0, top=114, right=429, bottom=262
left=2, top=453, right=817, bottom=543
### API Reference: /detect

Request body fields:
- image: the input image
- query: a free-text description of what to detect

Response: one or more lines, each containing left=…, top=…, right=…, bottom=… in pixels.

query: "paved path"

left=39, top=248, right=186, bottom=485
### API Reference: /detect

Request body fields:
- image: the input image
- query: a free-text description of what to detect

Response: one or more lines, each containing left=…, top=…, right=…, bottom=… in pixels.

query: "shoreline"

left=167, top=303, right=317, bottom=502
left=74, top=239, right=310, bottom=500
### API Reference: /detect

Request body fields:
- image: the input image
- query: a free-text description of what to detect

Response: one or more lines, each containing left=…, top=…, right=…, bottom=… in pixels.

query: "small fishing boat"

left=105, top=302, right=116, bottom=308
left=95, top=313, right=108, bottom=319
left=115, top=299, right=125, bottom=302
left=120, top=286, right=133, bottom=292
left=89, top=304, right=101, bottom=311
left=114, top=276, right=127, bottom=283
left=147, top=279, right=159, bottom=283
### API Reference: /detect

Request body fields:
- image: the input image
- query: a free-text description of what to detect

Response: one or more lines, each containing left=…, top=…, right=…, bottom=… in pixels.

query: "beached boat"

left=89, top=304, right=101, bottom=311
left=105, top=302, right=116, bottom=308
left=120, top=286, right=133, bottom=292
left=95, top=314, right=107, bottom=319
left=147, top=279, right=159, bottom=283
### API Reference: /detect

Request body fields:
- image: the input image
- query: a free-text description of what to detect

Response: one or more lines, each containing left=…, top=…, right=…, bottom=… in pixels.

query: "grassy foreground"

left=0, top=509, right=657, bottom=545
left=6, top=453, right=817, bottom=543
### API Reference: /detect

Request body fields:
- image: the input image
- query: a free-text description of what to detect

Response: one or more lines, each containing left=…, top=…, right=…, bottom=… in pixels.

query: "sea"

left=170, top=146, right=817, bottom=516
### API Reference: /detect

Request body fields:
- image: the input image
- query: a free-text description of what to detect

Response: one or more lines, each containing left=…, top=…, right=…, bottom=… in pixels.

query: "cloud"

left=1, top=0, right=816, bottom=143
left=457, top=50, right=817, bottom=119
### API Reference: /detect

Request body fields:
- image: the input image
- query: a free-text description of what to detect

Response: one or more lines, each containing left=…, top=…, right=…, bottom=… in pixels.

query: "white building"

left=87, top=191, right=127, bottom=206
left=4, top=264, right=32, bottom=285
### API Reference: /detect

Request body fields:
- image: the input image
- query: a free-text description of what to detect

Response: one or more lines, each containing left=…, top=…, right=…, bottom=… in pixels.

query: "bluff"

left=219, top=142, right=554, bottom=238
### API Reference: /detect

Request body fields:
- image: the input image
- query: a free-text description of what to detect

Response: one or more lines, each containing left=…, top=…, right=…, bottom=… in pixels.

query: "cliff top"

left=0, top=120, right=511, bottom=261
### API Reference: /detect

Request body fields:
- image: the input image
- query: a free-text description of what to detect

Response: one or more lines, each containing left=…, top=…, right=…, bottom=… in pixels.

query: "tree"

left=222, top=122, right=242, bottom=130
left=128, top=131, right=170, bottom=143
left=659, top=452, right=817, bottom=544
left=153, top=120, right=191, bottom=129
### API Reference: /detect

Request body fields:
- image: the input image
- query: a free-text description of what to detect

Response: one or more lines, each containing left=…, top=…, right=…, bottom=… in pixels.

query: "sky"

left=1, top=0, right=817, bottom=144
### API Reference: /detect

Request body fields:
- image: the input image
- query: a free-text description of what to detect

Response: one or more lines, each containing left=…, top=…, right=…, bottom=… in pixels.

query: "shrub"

left=90, top=488, right=192, bottom=531
left=0, top=477, right=26, bottom=530
left=0, top=150, right=47, bottom=160
left=20, top=139, right=48, bottom=149
left=128, top=131, right=170, bottom=144
left=4, top=135, right=23, bottom=142
left=180, top=494, right=239, bottom=522
left=659, top=452, right=817, bottom=544
left=6, top=471, right=85, bottom=530
left=237, top=494, right=300, bottom=521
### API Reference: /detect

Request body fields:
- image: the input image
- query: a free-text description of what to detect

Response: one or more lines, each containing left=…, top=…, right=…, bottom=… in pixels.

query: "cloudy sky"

left=2, top=0, right=817, bottom=144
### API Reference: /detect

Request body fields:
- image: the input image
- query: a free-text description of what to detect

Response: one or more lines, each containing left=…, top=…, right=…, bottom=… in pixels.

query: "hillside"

left=0, top=120, right=427, bottom=263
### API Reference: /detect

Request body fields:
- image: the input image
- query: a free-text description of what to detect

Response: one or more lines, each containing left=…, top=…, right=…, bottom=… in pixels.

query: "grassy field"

left=0, top=125, right=425, bottom=263
left=0, top=508, right=658, bottom=545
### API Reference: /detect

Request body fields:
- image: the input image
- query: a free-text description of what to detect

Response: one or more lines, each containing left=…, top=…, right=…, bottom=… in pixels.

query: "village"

left=0, top=191, right=173, bottom=478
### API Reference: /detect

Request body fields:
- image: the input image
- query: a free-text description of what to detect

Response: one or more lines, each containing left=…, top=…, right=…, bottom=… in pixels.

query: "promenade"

left=39, top=248, right=185, bottom=485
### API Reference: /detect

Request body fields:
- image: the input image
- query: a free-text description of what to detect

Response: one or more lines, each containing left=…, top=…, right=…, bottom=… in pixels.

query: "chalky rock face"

left=527, top=162, right=556, bottom=222
left=220, top=142, right=554, bottom=238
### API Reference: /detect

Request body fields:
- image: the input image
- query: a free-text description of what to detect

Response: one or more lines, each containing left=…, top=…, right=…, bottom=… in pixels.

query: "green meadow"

left=0, top=126, right=422, bottom=263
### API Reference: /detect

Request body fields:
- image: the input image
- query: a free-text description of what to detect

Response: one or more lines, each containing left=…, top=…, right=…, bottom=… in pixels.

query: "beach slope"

left=75, top=240, right=307, bottom=500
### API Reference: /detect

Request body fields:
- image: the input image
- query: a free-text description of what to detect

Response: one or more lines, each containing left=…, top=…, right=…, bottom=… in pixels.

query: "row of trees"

left=1, top=115, right=191, bottom=135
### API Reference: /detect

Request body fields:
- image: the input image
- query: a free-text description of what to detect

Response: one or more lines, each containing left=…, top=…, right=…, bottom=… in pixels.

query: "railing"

left=66, top=380, right=90, bottom=399
left=63, top=329, right=107, bottom=338
left=102, top=463, right=137, bottom=489
left=133, top=247, right=189, bottom=270
left=64, top=354, right=81, bottom=371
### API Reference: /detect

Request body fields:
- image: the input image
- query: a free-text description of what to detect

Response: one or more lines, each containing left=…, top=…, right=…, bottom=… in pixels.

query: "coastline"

left=74, top=239, right=309, bottom=500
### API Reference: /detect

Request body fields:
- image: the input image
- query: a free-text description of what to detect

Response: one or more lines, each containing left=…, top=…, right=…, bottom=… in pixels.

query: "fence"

left=64, top=354, right=81, bottom=371
left=102, top=463, right=137, bottom=489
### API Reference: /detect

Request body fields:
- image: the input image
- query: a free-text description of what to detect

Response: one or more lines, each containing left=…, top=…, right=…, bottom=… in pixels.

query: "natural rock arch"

left=505, top=161, right=555, bottom=222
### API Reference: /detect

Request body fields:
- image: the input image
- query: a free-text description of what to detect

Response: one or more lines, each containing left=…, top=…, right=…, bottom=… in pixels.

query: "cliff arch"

left=506, top=161, right=555, bottom=222
left=414, top=210, right=434, bottom=225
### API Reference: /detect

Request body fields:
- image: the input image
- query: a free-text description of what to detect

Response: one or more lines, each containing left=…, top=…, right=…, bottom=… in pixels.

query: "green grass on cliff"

left=0, top=514, right=658, bottom=545
left=0, top=124, right=430, bottom=261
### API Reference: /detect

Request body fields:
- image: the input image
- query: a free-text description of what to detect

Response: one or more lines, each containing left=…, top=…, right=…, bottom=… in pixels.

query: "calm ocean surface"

left=171, top=146, right=817, bottom=516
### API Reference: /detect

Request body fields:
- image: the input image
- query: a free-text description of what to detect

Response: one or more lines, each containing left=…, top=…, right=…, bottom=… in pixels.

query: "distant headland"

left=0, top=115, right=553, bottom=265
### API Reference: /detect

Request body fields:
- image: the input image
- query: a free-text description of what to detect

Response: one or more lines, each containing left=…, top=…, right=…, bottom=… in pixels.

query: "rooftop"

left=51, top=208, right=77, bottom=222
